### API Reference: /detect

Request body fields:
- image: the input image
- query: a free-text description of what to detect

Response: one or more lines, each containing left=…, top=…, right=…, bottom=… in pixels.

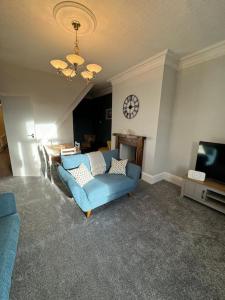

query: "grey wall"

left=168, top=55, right=225, bottom=176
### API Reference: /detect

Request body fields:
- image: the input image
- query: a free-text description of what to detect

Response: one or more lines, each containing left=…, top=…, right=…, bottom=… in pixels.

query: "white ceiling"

left=1, top=0, right=225, bottom=89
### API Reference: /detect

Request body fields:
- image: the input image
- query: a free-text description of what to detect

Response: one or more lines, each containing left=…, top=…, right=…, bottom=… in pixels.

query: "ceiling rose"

left=53, top=1, right=97, bottom=35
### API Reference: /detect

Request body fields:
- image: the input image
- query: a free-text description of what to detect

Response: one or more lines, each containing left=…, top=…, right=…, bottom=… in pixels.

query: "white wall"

left=2, top=96, right=42, bottom=176
left=111, top=50, right=179, bottom=178
left=111, top=49, right=225, bottom=184
left=153, top=65, right=177, bottom=174
left=111, top=65, right=164, bottom=175
left=0, top=61, right=87, bottom=144
left=57, top=114, right=74, bottom=144
left=168, top=55, right=225, bottom=177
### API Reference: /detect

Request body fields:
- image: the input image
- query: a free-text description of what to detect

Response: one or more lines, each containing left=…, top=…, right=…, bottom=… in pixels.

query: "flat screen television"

left=195, top=141, right=225, bottom=184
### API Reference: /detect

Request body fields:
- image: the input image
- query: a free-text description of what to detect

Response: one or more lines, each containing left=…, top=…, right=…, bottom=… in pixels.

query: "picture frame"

left=105, top=108, right=112, bottom=120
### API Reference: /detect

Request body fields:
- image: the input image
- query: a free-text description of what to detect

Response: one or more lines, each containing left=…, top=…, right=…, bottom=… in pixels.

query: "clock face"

left=123, top=95, right=139, bottom=119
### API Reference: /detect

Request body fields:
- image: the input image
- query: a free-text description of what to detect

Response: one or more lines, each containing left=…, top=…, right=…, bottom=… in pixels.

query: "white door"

left=2, top=96, right=41, bottom=176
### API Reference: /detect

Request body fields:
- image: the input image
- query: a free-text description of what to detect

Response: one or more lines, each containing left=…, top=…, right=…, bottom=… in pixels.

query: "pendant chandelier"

left=50, top=20, right=102, bottom=81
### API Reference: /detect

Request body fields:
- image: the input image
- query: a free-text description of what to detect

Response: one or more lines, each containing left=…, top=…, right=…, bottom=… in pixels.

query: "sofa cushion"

left=0, top=214, right=20, bottom=300
left=83, top=174, right=134, bottom=203
left=61, top=149, right=119, bottom=172
left=102, top=149, right=119, bottom=171
left=61, top=154, right=90, bottom=171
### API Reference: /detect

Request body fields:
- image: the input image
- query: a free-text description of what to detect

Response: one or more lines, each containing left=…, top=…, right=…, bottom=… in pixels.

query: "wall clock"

left=123, top=95, right=139, bottom=119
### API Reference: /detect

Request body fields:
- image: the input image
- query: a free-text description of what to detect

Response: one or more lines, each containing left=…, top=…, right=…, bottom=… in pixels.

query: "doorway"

left=73, top=93, right=112, bottom=153
left=1, top=96, right=41, bottom=176
left=0, top=100, right=12, bottom=176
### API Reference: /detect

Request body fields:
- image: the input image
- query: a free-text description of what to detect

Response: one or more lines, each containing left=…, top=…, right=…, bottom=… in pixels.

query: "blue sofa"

left=58, top=149, right=141, bottom=215
left=0, top=193, right=20, bottom=300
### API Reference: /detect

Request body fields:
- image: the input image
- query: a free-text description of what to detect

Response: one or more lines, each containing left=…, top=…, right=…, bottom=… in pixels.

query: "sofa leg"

left=85, top=210, right=92, bottom=218
left=128, top=192, right=132, bottom=197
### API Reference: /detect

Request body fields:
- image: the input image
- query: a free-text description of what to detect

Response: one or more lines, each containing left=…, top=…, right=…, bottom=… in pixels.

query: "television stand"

left=181, top=177, right=225, bottom=214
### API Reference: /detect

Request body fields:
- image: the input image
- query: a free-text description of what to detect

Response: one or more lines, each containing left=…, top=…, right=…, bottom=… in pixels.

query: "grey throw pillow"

left=109, top=158, right=128, bottom=175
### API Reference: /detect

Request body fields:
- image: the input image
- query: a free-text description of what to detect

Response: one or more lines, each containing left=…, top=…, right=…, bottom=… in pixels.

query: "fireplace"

left=113, top=133, right=146, bottom=167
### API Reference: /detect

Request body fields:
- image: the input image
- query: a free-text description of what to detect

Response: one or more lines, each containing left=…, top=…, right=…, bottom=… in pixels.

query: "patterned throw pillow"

left=109, top=158, right=128, bottom=175
left=68, top=163, right=94, bottom=187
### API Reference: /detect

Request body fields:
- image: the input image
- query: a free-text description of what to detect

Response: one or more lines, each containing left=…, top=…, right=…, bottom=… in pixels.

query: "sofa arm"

left=0, top=193, right=17, bottom=218
left=58, top=165, right=74, bottom=185
left=58, top=165, right=92, bottom=212
left=126, top=162, right=141, bottom=181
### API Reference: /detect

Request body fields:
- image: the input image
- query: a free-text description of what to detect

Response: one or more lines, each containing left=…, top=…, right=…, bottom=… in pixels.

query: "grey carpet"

left=0, top=177, right=224, bottom=300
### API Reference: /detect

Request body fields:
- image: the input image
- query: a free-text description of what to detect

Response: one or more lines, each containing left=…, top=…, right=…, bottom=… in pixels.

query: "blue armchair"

left=58, top=149, right=141, bottom=216
left=0, top=193, right=20, bottom=300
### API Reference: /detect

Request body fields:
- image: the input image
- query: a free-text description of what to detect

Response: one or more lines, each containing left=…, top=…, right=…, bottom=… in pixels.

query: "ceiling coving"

left=50, top=1, right=102, bottom=81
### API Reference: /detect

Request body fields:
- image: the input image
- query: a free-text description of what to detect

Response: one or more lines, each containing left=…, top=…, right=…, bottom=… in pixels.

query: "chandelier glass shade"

left=50, top=21, right=102, bottom=81
left=81, top=70, right=93, bottom=80
left=86, top=64, right=102, bottom=74
left=66, top=54, right=84, bottom=65
left=50, top=59, right=68, bottom=70
left=62, top=68, right=76, bottom=77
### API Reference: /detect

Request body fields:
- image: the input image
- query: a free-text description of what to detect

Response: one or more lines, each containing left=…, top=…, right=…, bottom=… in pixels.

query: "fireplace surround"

left=113, top=133, right=146, bottom=167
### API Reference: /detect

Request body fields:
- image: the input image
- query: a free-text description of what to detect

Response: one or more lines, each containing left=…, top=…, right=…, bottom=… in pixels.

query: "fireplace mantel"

left=113, top=133, right=146, bottom=167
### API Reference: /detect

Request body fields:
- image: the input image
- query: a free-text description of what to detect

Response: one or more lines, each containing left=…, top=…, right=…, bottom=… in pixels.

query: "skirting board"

left=142, top=171, right=183, bottom=186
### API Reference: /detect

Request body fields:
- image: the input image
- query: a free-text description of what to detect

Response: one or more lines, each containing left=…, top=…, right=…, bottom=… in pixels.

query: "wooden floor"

left=0, top=147, right=12, bottom=177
